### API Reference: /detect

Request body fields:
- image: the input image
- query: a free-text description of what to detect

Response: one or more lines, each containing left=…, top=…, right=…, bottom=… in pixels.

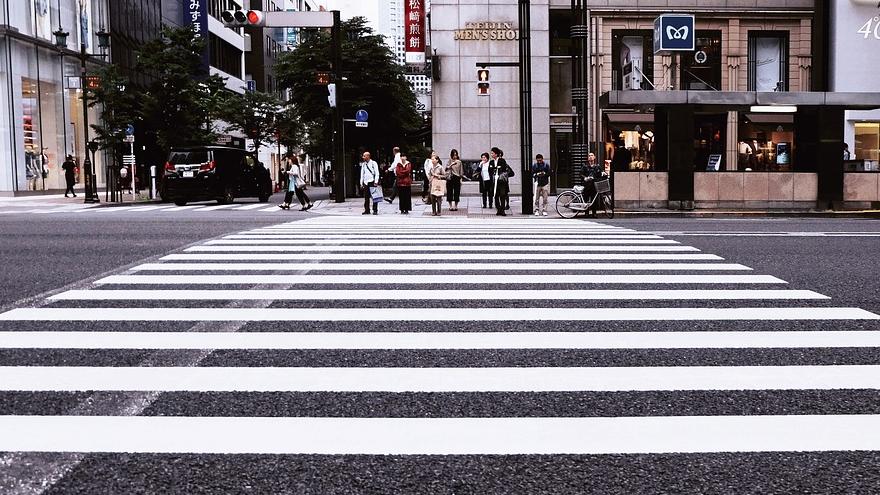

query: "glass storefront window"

left=854, top=123, right=880, bottom=171
left=549, top=57, right=572, bottom=114
left=605, top=117, right=656, bottom=171
left=611, top=31, right=654, bottom=91
left=682, top=31, right=722, bottom=91
left=694, top=114, right=727, bottom=170
left=737, top=113, right=795, bottom=171
left=748, top=32, right=789, bottom=92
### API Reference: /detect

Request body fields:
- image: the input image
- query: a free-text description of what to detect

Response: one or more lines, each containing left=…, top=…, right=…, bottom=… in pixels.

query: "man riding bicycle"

left=580, top=152, right=605, bottom=217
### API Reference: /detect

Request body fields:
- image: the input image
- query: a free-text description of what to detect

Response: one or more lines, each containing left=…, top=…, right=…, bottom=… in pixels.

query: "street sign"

left=355, top=109, right=369, bottom=122
left=653, top=14, right=695, bottom=54
left=125, top=124, right=135, bottom=136
left=246, top=80, right=256, bottom=92
left=261, top=11, right=333, bottom=28
left=355, top=121, right=368, bottom=128
left=124, top=135, right=135, bottom=143
left=123, top=155, right=136, bottom=165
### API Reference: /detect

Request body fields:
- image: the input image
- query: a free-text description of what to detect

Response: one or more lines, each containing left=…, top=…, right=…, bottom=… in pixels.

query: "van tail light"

left=199, top=160, right=216, bottom=172
left=164, top=161, right=175, bottom=173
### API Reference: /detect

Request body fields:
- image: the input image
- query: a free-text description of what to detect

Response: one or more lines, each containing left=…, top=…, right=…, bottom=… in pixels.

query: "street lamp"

left=53, top=24, right=110, bottom=204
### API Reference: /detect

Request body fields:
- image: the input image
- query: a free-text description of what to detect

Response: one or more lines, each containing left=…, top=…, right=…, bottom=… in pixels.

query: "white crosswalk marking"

left=1, top=215, right=879, bottom=468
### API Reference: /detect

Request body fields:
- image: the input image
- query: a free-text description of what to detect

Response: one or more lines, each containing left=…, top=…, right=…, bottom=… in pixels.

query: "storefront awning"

left=599, top=91, right=880, bottom=110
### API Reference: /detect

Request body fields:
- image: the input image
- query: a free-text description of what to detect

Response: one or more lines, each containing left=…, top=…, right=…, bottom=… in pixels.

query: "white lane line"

left=50, top=289, right=825, bottom=301
left=194, top=204, right=237, bottom=211
left=185, top=245, right=701, bottom=252
left=652, top=231, right=880, bottom=237
left=131, top=262, right=753, bottom=272
left=5, top=330, right=880, bottom=350
left=248, top=228, right=633, bottom=233
left=235, top=203, right=269, bottom=210
left=92, top=274, right=784, bottom=285
left=90, top=207, right=140, bottom=214
left=161, top=253, right=725, bottom=261
left=224, top=235, right=664, bottom=240
left=2, top=307, right=874, bottom=322
left=5, top=365, right=880, bottom=392
left=5, top=415, right=880, bottom=455
left=162, top=205, right=204, bottom=212
left=215, top=238, right=677, bottom=245
left=125, top=205, right=178, bottom=212
left=261, top=206, right=283, bottom=212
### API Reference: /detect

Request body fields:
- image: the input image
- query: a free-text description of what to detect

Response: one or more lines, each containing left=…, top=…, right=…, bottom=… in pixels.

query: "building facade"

left=0, top=0, right=111, bottom=195
left=430, top=0, right=880, bottom=209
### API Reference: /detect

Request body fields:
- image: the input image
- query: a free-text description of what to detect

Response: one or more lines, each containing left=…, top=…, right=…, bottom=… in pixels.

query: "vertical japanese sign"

left=184, top=0, right=210, bottom=73
left=78, top=0, right=92, bottom=49
left=405, top=0, right=425, bottom=65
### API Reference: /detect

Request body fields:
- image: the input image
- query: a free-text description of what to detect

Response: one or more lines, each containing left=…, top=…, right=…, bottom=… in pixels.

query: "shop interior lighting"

left=750, top=105, right=797, bottom=113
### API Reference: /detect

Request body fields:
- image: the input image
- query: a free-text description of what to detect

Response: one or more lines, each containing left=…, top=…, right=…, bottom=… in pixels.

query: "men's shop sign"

left=454, top=22, right=518, bottom=41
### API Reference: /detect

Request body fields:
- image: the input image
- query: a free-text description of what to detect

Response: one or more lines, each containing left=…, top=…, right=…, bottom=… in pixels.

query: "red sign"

left=404, top=0, right=425, bottom=65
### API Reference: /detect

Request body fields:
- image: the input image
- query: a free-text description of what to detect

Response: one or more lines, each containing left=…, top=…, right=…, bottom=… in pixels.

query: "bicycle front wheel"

left=602, top=194, right=614, bottom=219
left=555, top=191, right=580, bottom=219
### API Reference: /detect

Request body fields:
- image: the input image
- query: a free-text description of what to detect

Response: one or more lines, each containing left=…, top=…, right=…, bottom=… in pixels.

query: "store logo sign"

left=654, top=14, right=695, bottom=53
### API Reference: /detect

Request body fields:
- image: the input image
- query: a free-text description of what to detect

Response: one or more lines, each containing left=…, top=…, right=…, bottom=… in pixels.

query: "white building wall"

left=430, top=0, right=549, bottom=193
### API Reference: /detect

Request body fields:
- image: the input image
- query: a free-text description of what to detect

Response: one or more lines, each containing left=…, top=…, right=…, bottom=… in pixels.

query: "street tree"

left=274, top=17, right=422, bottom=163
left=219, top=89, right=282, bottom=155
left=87, top=64, right=139, bottom=157
left=135, top=25, right=227, bottom=152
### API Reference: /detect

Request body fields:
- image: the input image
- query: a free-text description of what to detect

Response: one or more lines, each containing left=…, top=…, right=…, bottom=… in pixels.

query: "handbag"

left=370, top=185, right=383, bottom=203
left=295, top=176, right=307, bottom=188
left=431, top=178, right=447, bottom=196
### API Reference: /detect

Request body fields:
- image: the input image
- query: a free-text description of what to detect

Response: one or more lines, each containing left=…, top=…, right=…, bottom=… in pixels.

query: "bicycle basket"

left=573, top=185, right=585, bottom=194
left=594, top=179, right=611, bottom=194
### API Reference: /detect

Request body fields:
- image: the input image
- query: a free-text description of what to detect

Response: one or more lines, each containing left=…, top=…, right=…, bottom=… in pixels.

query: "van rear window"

left=169, top=151, right=209, bottom=165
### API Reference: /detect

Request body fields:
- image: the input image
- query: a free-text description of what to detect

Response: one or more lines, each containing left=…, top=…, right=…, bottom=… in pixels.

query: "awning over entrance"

left=599, top=91, right=880, bottom=110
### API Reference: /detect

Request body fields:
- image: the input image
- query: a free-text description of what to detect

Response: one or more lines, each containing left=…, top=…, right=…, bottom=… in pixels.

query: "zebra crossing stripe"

left=213, top=238, right=677, bottom=245
left=3, top=415, right=878, bottom=455
left=160, top=253, right=725, bottom=261
left=3, top=330, right=878, bottom=350
left=48, top=289, right=826, bottom=301
left=184, top=245, right=701, bottom=252
left=130, top=262, right=754, bottom=272
left=235, top=203, right=269, bottom=210
left=91, top=274, right=784, bottom=285
left=162, top=205, right=204, bottom=212
left=1, top=307, right=875, bottom=321
left=5, top=365, right=880, bottom=392
left=224, top=234, right=667, bottom=240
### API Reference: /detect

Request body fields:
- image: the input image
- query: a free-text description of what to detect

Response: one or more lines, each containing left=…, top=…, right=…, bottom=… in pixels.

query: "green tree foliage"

left=135, top=25, right=227, bottom=152
left=219, top=89, right=282, bottom=153
left=274, top=17, right=422, bottom=164
left=87, top=64, right=139, bottom=154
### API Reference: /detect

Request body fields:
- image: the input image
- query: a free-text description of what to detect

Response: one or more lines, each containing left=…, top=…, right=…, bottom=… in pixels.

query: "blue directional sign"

left=125, top=124, right=135, bottom=136
left=355, top=109, right=369, bottom=122
left=654, top=14, right=695, bottom=54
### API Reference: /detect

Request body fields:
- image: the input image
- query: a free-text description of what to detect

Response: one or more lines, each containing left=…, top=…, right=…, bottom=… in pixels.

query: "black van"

left=162, top=146, right=272, bottom=206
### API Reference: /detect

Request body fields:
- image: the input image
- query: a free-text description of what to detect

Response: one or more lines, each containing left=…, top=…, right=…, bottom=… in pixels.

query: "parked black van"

left=162, top=146, right=272, bottom=206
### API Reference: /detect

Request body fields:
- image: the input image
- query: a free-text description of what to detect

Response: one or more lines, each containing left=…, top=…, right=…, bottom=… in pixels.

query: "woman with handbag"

left=428, top=155, right=446, bottom=216
left=395, top=151, right=413, bottom=214
left=279, top=156, right=313, bottom=211
left=446, top=149, right=463, bottom=211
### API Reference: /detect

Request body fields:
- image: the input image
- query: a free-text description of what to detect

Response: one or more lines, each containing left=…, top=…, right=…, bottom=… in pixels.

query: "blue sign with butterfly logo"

left=653, top=14, right=695, bottom=54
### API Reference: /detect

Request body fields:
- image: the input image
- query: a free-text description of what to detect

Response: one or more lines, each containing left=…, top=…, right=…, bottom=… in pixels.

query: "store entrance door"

left=694, top=113, right=727, bottom=171
left=550, top=128, right=572, bottom=194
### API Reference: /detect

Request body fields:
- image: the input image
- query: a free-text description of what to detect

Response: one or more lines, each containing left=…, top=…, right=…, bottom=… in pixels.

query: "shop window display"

left=681, top=31, right=722, bottom=91
left=748, top=32, right=789, bottom=92
left=853, top=123, right=880, bottom=171
left=606, top=125, right=656, bottom=171
left=611, top=31, right=654, bottom=91
left=737, top=114, right=795, bottom=171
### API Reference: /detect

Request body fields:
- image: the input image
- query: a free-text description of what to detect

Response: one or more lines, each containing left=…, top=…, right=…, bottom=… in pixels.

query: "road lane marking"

left=91, top=274, right=784, bottom=285
left=130, top=262, right=753, bottom=271
left=49, top=289, right=824, bottom=301
left=184, top=245, right=701, bottom=252
left=5, top=330, right=877, bottom=350
left=213, top=238, right=678, bottom=245
left=162, top=205, right=204, bottom=212
left=234, top=203, right=269, bottom=210
left=5, top=365, right=880, bottom=392
left=224, top=234, right=665, bottom=240
left=2, top=307, right=874, bottom=322
left=160, top=253, right=725, bottom=261
left=5, top=415, right=880, bottom=454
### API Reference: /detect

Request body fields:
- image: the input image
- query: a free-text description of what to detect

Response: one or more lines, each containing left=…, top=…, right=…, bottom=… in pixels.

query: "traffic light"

left=220, top=10, right=265, bottom=28
left=477, top=68, right=490, bottom=95
left=327, top=83, right=337, bottom=108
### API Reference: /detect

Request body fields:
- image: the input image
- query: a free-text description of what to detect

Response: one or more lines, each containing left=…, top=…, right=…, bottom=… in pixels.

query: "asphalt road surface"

left=1, top=207, right=880, bottom=494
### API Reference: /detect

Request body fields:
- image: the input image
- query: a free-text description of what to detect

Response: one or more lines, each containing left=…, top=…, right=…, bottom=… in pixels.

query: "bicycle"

left=555, top=178, right=614, bottom=219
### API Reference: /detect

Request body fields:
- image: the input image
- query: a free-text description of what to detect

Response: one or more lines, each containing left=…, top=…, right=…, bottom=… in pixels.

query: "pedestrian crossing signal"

left=477, top=68, right=490, bottom=95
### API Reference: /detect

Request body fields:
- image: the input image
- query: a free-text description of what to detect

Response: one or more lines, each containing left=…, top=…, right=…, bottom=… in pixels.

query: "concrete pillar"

left=656, top=105, right=694, bottom=208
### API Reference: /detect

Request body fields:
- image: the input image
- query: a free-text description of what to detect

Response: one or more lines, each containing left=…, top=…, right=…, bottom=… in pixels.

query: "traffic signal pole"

left=331, top=10, right=345, bottom=203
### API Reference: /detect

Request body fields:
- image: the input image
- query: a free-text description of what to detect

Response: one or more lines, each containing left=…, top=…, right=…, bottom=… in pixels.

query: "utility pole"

left=518, top=0, right=533, bottom=215
left=571, top=0, right=589, bottom=187
left=331, top=10, right=345, bottom=202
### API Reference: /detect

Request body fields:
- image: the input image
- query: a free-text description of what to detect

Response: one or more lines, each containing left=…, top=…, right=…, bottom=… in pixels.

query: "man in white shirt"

left=422, top=151, right=436, bottom=202
left=360, top=151, right=380, bottom=215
